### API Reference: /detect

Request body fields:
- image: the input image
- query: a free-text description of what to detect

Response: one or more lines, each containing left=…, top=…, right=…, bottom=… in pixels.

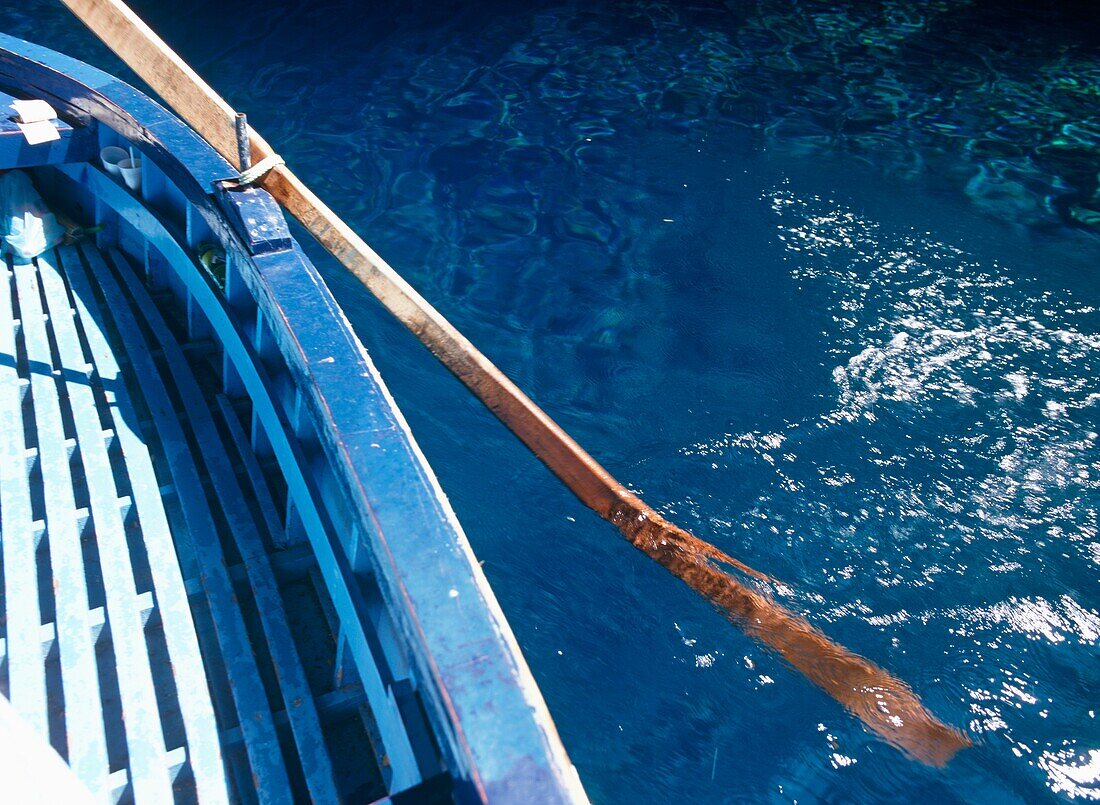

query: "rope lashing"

left=236, top=153, right=284, bottom=186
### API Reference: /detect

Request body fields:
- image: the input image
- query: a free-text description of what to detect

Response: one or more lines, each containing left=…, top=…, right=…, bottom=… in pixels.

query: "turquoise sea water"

left=3, top=1, right=1098, bottom=801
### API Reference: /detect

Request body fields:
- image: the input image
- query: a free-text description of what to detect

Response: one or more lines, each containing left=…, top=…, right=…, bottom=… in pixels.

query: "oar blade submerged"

left=610, top=499, right=971, bottom=766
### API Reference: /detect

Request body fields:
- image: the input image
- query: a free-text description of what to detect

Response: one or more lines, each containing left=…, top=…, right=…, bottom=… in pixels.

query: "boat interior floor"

left=0, top=241, right=388, bottom=803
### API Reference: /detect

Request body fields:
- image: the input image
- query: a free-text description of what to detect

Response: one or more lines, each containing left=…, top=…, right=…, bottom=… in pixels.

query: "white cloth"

left=0, top=170, right=65, bottom=262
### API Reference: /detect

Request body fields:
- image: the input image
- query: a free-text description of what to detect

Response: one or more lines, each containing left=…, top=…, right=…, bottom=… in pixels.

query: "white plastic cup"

left=118, top=157, right=142, bottom=192
left=100, top=145, right=128, bottom=177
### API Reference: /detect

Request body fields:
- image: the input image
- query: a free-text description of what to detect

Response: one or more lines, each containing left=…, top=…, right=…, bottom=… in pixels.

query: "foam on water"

left=679, top=186, right=1099, bottom=800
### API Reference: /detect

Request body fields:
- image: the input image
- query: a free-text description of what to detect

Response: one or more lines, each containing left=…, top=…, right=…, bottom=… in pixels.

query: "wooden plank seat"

left=0, top=240, right=381, bottom=802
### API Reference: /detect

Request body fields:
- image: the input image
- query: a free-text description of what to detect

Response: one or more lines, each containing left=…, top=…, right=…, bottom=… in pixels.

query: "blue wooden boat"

left=0, top=33, right=585, bottom=804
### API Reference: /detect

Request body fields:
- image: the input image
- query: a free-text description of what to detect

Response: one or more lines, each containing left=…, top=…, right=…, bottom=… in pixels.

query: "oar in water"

left=63, top=0, right=970, bottom=767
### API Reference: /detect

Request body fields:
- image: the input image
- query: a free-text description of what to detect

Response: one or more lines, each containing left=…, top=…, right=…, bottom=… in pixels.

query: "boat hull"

left=0, top=32, right=584, bottom=804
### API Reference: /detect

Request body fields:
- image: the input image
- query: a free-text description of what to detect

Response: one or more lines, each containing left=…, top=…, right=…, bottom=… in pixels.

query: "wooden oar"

left=62, top=0, right=970, bottom=767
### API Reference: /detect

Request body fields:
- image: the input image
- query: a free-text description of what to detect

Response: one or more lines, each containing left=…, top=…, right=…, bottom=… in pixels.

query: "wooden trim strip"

left=0, top=260, right=48, bottom=738
left=13, top=258, right=109, bottom=794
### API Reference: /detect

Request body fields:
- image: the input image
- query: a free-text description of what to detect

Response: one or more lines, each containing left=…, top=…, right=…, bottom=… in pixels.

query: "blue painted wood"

left=71, top=243, right=293, bottom=804
left=79, top=114, right=573, bottom=803
left=161, top=253, right=430, bottom=788
left=11, top=259, right=109, bottom=796
left=0, top=260, right=48, bottom=737
left=215, top=186, right=292, bottom=255
left=36, top=250, right=173, bottom=801
left=0, top=590, right=157, bottom=669
left=54, top=162, right=426, bottom=789
left=0, top=89, right=97, bottom=168
left=0, top=32, right=586, bottom=804
left=238, top=243, right=581, bottom=801
left=56, top=242, right=230, bottom=805
left=215, top=395, right=292, bottom=552
left=107, top=246, right=341, bottom=804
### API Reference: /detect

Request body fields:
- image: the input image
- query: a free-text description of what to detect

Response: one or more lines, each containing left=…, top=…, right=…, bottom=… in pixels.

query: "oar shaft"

left=61, top=0, right=969, bottom=767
